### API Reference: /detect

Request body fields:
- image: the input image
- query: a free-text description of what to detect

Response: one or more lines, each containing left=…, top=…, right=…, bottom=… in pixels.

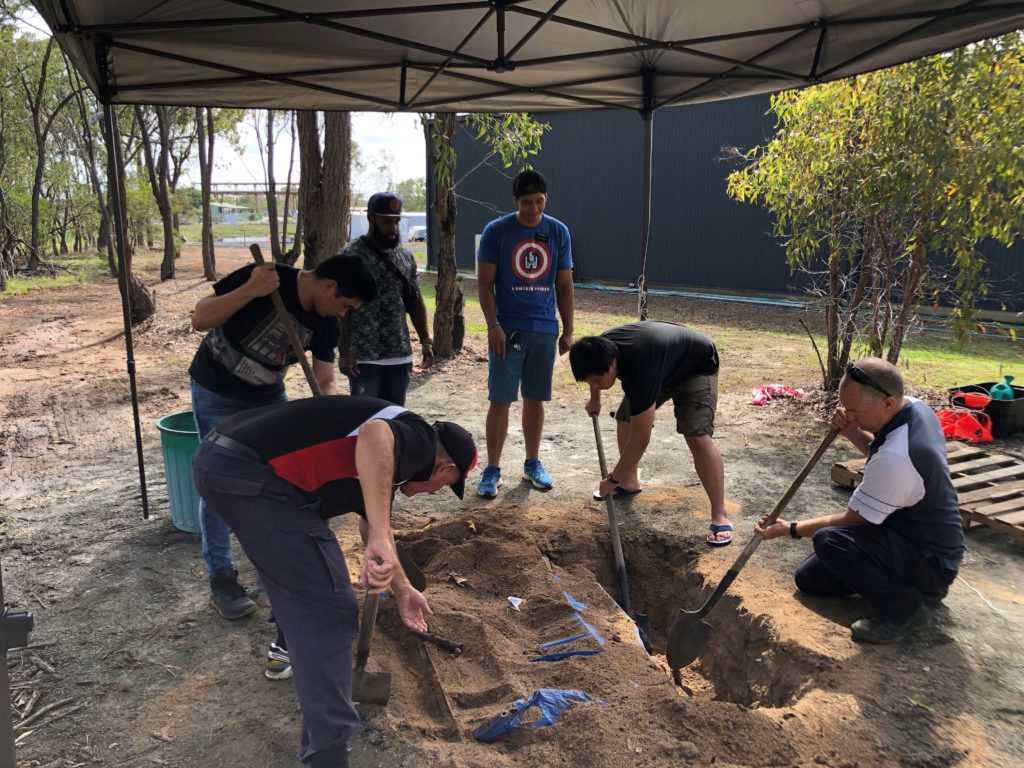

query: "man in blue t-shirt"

left=756, top=358, right=964, bottom=644
left=475, top=170, right=574, bottom=498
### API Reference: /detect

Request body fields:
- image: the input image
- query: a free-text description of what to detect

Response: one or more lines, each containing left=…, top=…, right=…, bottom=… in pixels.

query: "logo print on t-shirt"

left=512, top=238, right=552, bottom=283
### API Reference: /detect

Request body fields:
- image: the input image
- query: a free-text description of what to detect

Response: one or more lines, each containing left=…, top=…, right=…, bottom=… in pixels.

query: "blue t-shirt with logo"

left=476, top=212, right=573, bottom=335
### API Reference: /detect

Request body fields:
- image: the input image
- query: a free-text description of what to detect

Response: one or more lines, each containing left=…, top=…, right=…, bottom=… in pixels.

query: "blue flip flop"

left=706, top=523, right=734, bottom=547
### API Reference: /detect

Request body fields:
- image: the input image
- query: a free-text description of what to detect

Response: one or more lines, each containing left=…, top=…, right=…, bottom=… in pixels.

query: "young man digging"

left=569, top=321, right=732, bottom=545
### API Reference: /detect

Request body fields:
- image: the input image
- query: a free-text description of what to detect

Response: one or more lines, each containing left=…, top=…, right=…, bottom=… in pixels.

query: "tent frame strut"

left=97, top=38, right=150, bottom=520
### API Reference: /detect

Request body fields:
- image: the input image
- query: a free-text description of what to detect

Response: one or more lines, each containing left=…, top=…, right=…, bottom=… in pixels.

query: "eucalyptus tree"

left=17, top=36, right=80, bottom=268
left=424, top=112, right=547, bottom=359
left=297, top=110, right=352, bottom=268
left=728, top=33, right=1024, bottom=388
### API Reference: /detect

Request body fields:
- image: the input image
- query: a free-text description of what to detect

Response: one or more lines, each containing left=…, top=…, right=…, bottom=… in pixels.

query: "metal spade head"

left=352, top=668, right=392, bottom=705
left=666, top=609, right=713, bottom=671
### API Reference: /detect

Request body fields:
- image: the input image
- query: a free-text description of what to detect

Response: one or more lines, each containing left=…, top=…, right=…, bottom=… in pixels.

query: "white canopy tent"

left=26, top=0, right=1024, bottom=519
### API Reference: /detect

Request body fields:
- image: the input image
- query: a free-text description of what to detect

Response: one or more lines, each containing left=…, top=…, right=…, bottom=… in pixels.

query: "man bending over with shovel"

left=569, top=321, right=732, bottom=545
left=756, top=358, right=963, bottom=644
left=193, top=395, right=477, bottom=767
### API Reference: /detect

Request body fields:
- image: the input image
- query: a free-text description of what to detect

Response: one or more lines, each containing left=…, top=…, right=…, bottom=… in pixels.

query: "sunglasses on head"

left=845, top=362, right=891, bottom=398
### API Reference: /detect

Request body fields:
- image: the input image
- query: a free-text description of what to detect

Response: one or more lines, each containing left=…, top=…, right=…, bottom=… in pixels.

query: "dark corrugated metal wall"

left=444, top=96, right=1023, bottom=308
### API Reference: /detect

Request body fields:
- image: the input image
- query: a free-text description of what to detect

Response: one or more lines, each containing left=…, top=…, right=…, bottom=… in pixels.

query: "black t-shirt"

left=603, top=321, right=719, bottom=414
left=217, top=395, right=438, bottom=517
left=188, top=264, right=341, bottom=399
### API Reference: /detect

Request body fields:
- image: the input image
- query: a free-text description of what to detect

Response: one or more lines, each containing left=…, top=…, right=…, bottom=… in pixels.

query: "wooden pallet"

left=831, top=441, right=1024, bottom=544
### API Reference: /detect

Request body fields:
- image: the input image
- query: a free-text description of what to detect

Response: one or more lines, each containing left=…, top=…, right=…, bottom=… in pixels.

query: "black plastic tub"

left=949, top=383, right=1024, bottom=438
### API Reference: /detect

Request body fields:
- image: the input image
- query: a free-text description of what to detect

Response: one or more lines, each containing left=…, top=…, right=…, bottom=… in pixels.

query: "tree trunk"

left=265, top=110, right=282, bottom=260
left=426, top=113, right=462, bottom=359
left=887, top=216, right=930, bottom=364
left=135, top=105, right=176, bottom=280
left=196, top=107, right=216, bottom=280
left=128, top=273, right=156, bottom=324
left=282, top=112, right=300, bottom=265
left=298, top=111, right=352, bottom=268
left=69, top=64, right=115, bottom=267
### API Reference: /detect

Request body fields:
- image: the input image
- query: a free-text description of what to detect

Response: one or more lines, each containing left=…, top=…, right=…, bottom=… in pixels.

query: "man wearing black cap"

left=193, top=395, right=477, bottom=768
left=476, top=169, right=574, bottom=498
left=338, top=192, right=433, bottom=406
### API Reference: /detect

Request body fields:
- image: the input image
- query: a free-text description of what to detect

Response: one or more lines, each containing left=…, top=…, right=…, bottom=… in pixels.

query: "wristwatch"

left=789, top=521, right=801, bottom=539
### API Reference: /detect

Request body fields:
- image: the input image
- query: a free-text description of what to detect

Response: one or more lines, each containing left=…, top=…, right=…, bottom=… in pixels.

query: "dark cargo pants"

left=794, top=524, right=956, bottom=621
left=194, top=437, right=359, bottom=763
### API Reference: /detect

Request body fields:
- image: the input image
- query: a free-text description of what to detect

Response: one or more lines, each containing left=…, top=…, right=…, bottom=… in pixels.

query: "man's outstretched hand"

left=395, top=586, right=433, bottom=633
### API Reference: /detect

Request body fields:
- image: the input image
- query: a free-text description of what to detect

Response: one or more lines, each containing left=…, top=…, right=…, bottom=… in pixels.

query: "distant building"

left=210, top=202, right=256, bottom=224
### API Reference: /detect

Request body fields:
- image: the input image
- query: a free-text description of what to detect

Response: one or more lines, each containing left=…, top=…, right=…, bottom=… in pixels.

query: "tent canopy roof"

left=33, top=1, right=1024, bottom=112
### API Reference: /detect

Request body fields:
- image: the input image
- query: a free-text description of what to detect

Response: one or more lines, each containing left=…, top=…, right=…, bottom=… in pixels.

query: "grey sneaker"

left=851, top=605, right=929, bottom=644
left=265, top=643, right=292, bottom=680
left=209, top=570, right=257, bottom=619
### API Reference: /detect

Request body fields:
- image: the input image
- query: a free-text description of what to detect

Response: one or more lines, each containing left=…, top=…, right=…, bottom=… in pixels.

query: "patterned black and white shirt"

left=338, top=236, right=419, bottom=364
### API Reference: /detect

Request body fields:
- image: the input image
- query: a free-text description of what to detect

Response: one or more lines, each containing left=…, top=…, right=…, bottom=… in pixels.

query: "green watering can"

left=989, top=375, right=1016, bottom=401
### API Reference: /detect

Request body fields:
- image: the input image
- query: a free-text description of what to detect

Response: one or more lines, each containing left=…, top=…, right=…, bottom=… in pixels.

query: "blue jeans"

left=347, top=362, right=412, bottom=406
left=190, top=379, right=288, bottom=578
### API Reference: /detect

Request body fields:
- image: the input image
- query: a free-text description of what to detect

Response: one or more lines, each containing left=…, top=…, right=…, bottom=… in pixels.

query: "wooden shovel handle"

left=249, top=243, right=323, bottom=397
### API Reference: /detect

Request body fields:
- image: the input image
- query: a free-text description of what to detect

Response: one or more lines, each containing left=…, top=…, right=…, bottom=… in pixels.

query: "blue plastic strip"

left=528, top=650, right=602, bottom=662
left=537, top=632, right=590, bottom=650
left=562, top=591, right=587, bottom=611
left=574, top=613, right=605, bottom=647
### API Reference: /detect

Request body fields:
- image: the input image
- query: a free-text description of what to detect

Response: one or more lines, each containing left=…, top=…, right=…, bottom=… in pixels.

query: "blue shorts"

left=488, top=330, right=557, bottom=403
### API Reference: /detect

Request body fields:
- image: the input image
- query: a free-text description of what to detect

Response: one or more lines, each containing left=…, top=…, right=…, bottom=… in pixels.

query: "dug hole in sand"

left=335, top=489, right=939, bottom=768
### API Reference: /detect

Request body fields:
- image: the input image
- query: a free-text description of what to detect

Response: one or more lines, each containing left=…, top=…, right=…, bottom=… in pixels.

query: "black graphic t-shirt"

left=188, top=264, right=340, bottom=399
left=217, top=395, right=437, bottom=517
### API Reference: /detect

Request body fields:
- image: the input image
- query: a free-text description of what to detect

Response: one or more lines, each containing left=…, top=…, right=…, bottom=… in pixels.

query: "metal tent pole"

left=98, top=41, right=150, bottom=518
left=1, top=558, right=34, bottom=765
left=637, top=67, right=654, bottom=321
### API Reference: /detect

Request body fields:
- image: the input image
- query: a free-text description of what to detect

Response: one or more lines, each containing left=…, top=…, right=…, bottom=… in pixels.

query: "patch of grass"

left=178, top=220, right=273, bottom=243
left=1, top=253, right=111, bottom=299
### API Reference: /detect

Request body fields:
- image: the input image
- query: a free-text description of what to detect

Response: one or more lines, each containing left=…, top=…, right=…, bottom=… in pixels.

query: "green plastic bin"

left=156, top=411, right=201, bottom=533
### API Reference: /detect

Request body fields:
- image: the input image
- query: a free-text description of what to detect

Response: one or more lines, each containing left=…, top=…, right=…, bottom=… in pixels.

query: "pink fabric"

left=749, top=384, right=806, bottom=406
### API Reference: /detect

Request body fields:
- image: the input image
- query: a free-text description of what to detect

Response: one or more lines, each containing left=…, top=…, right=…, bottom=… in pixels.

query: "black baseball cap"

left=512, top=169, right=547, bottom=197
left=367, top=192, right=403, bottom=217
left=433, top=421, right=478, bottom=499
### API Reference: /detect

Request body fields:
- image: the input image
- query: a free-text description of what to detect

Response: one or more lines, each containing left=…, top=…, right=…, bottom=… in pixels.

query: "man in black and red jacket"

left=193, top=395, right=476, bottom=768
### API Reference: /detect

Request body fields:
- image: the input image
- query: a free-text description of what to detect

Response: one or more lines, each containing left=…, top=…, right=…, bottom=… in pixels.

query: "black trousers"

left=794, top=525, right=956, bottom=621
left=194, top=438, right=359, bottom=763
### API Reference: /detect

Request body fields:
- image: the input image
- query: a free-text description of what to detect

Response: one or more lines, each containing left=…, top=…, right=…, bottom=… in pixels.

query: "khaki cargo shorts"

left=614, top=374, right=718, bottom=437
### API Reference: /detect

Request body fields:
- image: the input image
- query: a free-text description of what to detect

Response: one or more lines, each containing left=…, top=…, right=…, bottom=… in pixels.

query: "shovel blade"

left=666, top=610, right=713, bottom=671
left=352, top=669, right=392, bottom=705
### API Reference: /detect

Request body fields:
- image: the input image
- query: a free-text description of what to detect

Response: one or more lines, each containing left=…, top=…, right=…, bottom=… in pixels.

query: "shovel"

left=351, top=593, right=391, bottom=704
left=249, top=244, right=323, bottom=396
left=591, top=414, right=653, bottom=651
left=666, top=428, right=838, bottom=671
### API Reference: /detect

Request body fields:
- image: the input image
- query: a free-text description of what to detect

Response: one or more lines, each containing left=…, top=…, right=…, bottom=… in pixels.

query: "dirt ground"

left=2, top=249, right=1023, bottom=768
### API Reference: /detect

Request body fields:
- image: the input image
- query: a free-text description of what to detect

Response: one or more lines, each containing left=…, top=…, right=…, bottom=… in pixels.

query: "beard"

left=370, top=224, right=400, bottom=249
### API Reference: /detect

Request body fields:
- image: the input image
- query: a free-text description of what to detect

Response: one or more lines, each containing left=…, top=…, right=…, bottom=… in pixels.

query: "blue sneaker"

left=523, top=459, right=553, bottom=490
left=477, top=466, right=502, bottom=498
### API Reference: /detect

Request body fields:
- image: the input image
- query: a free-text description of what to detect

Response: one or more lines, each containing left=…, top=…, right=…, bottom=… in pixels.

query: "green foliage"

left=394, top=177, right=426, bottom=211
left=727, top=33, right=1024, bottom=372
left=429, top=112, right=549, bottom=189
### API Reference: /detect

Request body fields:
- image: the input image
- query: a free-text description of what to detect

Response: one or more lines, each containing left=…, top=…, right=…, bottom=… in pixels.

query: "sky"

left=14, top=8, right=428, bottom=191
left=180, top=112, right=427, bottom=190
